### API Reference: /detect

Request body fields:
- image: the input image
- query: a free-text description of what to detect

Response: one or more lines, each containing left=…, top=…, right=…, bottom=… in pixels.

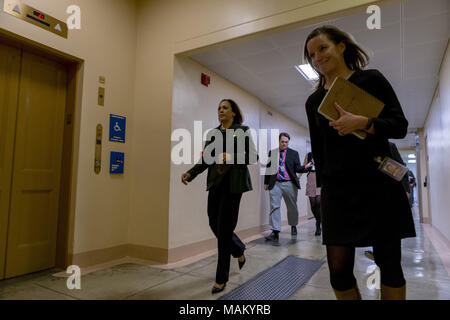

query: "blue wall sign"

left=109, top=114, right=126, bottom=143
left=110, top=152, right=124, bottom=174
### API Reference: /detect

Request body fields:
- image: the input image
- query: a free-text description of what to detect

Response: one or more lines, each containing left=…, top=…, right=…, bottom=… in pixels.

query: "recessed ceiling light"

left=408, top=159, right=416, bottom=163
left=295, top=64, right=319, bottom=81
left=408, top=154, right=416, bottom=159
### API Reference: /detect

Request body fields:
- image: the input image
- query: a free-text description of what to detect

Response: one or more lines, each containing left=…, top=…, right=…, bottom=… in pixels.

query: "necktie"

left=278, top=151, right=285, bottom=180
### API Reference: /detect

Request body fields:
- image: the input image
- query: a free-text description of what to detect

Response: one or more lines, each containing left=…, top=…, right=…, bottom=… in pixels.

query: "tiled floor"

left=1, top=207, right=449, bottom=300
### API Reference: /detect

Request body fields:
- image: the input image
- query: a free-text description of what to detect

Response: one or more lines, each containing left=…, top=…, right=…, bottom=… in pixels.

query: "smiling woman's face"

left=218, top=100, right=235, bottom=123
left=306, top=34, right=346, bottom=77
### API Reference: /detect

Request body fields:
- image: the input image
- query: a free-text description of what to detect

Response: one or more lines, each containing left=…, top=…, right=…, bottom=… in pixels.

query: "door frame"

left=0, top=29, right=83, bottom=272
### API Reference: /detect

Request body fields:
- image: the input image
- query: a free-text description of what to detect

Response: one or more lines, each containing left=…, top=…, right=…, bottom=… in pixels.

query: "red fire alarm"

left=201, top=73, right=210, bottom=87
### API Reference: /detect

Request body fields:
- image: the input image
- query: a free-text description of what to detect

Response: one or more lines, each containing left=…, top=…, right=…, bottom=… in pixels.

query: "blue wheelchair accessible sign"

left=109, top=114, right=126, bottom=143
left=110, top=152, right=124, bottom=174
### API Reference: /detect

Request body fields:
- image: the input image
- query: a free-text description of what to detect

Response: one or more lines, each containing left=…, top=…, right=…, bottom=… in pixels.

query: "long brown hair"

left=220, top=99, right=243, bottom=124
left=304, top=25, right=370, bottom=88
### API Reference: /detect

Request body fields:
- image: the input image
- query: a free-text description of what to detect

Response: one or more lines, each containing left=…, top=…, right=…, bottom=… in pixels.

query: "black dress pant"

left=207, top=183, right=245, bottom=284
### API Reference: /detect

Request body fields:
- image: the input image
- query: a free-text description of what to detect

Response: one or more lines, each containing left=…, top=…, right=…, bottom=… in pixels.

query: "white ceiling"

left=190, top=0, right=449, bottom=148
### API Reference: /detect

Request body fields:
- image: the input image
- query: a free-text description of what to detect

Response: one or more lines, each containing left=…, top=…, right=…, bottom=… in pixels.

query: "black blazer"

left=187, top=122, right=258, bottom=193
left=264, top=148, right=309, bottom=190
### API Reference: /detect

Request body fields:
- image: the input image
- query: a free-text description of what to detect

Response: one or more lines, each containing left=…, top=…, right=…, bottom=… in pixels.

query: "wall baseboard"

left=71, top=244, right=129, bottom=267
left=167, top=224, right=273, bottom=263
left=69, top=217, right=312, bottom=268
left=167, top=217, right=311, bottom=263
left=128, top=244, right=169, bottom=264
left=423, top=224, right=450, bottom=277
left=70, top=244, right=168, bottom=267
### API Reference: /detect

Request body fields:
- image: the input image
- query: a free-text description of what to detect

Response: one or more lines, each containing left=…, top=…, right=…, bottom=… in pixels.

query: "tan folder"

left=318, top=76, right=385, bottom=139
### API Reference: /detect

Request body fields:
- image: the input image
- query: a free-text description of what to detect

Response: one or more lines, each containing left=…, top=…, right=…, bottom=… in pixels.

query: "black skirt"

left=320, top=172, right=416, bottom=247
left=305, top=69, right=417, bottom=247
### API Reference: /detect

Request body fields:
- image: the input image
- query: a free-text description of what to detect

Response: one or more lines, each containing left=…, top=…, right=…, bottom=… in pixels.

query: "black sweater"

left=305, top=69, right=408, bottom=187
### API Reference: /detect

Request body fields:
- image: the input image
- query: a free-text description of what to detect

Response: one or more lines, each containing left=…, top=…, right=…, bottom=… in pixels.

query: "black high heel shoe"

left=212, top=283, right=226, bottom=294
left=238, top=255, right=246, bottom=270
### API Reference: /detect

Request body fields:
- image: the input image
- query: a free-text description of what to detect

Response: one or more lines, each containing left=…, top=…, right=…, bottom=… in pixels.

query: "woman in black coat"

left=303, top=26, right=415, bottom=300
left=181, top=99, right=257, bottom=294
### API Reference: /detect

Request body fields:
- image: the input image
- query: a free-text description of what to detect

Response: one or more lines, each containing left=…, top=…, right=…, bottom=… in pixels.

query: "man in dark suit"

left=388, top=142, right=411, bottom=198
left=407, top=170, right=416, bottom=207
left=264, top=132, right=312, bottom=240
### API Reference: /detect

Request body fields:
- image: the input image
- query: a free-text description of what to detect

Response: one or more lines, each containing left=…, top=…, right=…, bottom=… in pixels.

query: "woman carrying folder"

left=181, top=99, right=257, bottom=294
left=303, top=26, right=415, bottom=300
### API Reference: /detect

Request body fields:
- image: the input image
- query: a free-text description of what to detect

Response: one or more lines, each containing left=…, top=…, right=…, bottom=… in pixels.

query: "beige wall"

left=132, top=0, right=376, bottom=261
left=1, top=0, right=378, bottom=265
left=0, top=0, right=137, bottom=257
left=169, top=56, right=261, bottom=249
left=423, top=42, right=450, bottom=242
left=169, top=56, right=310, bottom=253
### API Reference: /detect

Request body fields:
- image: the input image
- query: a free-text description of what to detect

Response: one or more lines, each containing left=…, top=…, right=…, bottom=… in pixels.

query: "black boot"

left=265, top=230, right=279, bottom=241
left=315, top=221, right=321, bottom=236
left=291, top=226, right=297, bottom=236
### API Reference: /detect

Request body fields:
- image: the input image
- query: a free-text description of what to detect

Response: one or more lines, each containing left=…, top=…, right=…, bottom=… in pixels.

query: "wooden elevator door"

left=0, top=43, right=67, bottom=279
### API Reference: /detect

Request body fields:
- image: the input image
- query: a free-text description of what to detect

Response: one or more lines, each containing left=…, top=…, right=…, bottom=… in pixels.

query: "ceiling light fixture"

left=408, top=159, right=416, bottom=164
left=408, top=154, right=416, bottom=159
left=295, top=64, right=319, bottom=81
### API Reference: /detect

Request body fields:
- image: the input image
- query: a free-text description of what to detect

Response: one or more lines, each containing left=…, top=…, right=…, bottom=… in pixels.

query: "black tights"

left=309, top=195, right=321, bottom=224
left=327, top=240, right=405, bottom=291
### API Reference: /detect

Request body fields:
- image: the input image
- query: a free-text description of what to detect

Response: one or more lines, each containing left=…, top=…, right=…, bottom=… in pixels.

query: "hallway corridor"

left=0, top=208, right=449, bottom=300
